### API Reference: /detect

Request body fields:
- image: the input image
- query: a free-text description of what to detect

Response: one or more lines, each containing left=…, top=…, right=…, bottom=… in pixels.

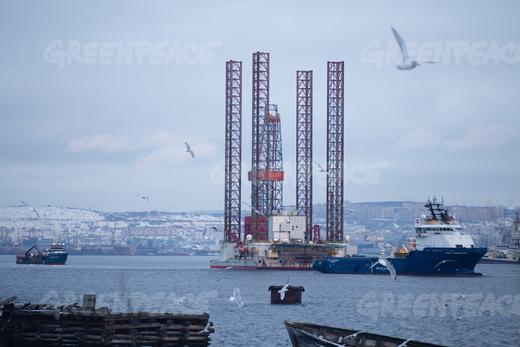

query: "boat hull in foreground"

left=285, top=321, right=446, bottom=347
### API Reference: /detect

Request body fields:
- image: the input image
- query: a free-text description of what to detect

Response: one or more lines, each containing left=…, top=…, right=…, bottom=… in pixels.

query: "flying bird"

left=314, top=161, right=329, bottom=175
left=433, top=259, right=455, bottom=269
left=203, top=226, right=218, bottom=235
left=370, top=257, right=397, bottom=280
left=197, top=321, right=212, bottom=334
left=228, top=288, right=244, bottom=308
left=21, top=200, right=41, bottom=219
left=391, top=26, right=437, bottom=70
left=185, top=142, right=195, bottom=158
left=398, top=338, right=413, bottom=347
left=241, top=201, right=266, bottom=217
left=278, top=283, right=290, bottom=301
left=137, top=195, right=150, bottom=203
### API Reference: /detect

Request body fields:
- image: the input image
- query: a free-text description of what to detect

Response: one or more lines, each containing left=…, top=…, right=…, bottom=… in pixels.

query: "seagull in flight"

left=369, top=257, right=397, bottom=280
left=197, top=321, right=212, bottom=334
left=398, top=338, right=413, bottom=347
left=241, top=201, right=266, bottom=217
left=314, top=161, right=330, bottom=175
left=278, top=282, right=290, bottom=301
left=137, top=195, right=150, bottom=203
left=20, top=200, right=41, bottom=219
left=391, top=26, right=437, bottom=70
left=229, top=288, right=244, bottom=308
left=185, top=142, right=195, bottom=158
left=203, top=226, right=218, bottom=235
left=433, top=259, right=455, bottom=269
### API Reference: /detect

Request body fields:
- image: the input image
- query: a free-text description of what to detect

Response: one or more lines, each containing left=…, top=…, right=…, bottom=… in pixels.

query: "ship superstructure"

left=414, top=197, right=476, bottom=250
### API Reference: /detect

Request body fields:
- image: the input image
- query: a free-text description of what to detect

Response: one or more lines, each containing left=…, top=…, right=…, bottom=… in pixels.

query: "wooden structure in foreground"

left=0, top=296, right=214, bottom=347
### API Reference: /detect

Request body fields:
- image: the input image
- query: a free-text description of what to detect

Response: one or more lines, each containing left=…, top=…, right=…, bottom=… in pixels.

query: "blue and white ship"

left=313, top=198, right=487, bottom=276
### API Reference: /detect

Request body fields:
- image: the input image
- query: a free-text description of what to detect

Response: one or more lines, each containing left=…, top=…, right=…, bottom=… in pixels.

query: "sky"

left=0, top=0, right=519, bottom=211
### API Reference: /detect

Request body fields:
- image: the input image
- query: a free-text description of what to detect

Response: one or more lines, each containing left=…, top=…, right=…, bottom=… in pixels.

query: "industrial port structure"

left=223, top=52, right=345, bottom=245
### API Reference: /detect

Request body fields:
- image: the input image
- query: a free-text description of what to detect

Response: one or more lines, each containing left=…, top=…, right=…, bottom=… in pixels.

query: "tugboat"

left=313, top=197, right=487, bottom=276
left=16, top=243, right=68, bottom=265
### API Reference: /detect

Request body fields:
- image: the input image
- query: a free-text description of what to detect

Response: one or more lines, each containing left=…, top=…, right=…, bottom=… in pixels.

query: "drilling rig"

left=211, top=53, right=354, bottom=270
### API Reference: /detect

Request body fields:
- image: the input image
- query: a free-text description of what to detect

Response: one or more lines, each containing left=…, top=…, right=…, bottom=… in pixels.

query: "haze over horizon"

left=1, top=0, right=519, bottom=211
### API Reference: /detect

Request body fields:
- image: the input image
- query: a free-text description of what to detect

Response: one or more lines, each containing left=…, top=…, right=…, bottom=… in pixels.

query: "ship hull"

left=43, top=252, right=68, bottom=265
left=313, top=247, right=487, bottom=276
left=16, top=252, right=68, bottom=265
left=479, top=257, right=520, bottom=264
left=285, top=321, right=446, bottom=347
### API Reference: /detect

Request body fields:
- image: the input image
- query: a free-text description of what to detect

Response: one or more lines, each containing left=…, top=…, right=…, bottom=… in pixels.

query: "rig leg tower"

left=326, top=61, right=345, bottom=242
left=296, top=71, right=313, bottom=241
left=224, top=60, right=242, bottom=242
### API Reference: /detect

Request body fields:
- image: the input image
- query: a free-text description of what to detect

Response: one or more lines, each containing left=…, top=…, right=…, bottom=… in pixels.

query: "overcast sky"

left=0, top=0, right=519, bottom=211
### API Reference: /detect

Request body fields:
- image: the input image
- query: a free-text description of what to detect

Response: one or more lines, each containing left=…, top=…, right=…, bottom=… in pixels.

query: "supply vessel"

left=313, top=198, right=487, bottom=276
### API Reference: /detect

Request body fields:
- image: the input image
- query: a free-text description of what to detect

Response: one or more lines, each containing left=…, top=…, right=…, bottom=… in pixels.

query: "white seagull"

left=278, top=283, right=290, bottom=301
left=391, top=26, right=437, bottom=70
left=433, top=259, right=455, bottom=269
left=197, top=321, right=212, bottom=334
left=241, top=201, right=266, bottom=217
left=398, top=338, right=413, bottom=347
left=369, top=257, right=397, bottom=280
left=229, top=288, right=244, bottom=308
left=185, top=142, right=195, bottom=158
left=137, top=194, right=150, bottom=203
left=203, top=226, right=218, bottom=235
left=20, top=200, right=41, bottom=219
left=314, top=161, right=330, bottom=175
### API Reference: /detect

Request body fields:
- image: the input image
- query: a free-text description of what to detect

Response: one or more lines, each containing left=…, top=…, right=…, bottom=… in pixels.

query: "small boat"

left=285, top=321, right=446, bottom=347
left=16, top=243, right=68, bottom=265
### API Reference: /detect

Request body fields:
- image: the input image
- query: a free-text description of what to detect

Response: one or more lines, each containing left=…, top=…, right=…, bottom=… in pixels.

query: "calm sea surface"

left=1, top=255, right=519, bottom=346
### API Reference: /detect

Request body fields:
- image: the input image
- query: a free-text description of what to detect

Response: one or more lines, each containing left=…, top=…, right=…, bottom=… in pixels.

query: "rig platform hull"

left=210, top=242, right=351, bottom=271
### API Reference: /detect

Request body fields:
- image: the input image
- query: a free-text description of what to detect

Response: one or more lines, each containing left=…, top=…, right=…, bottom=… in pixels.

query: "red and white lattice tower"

left=326, top=61, right=345, bottom=242
left=248, top=52, right=270, bottom=241
left=296, top=71, right=313, bottom=240
left=224, top=60, right=242, bottom=242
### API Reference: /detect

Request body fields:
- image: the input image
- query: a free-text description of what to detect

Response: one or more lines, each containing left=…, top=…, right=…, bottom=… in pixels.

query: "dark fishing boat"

left=285, top=321, right=446, bottom=347
left=16, top=243, right=68, bottom=265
